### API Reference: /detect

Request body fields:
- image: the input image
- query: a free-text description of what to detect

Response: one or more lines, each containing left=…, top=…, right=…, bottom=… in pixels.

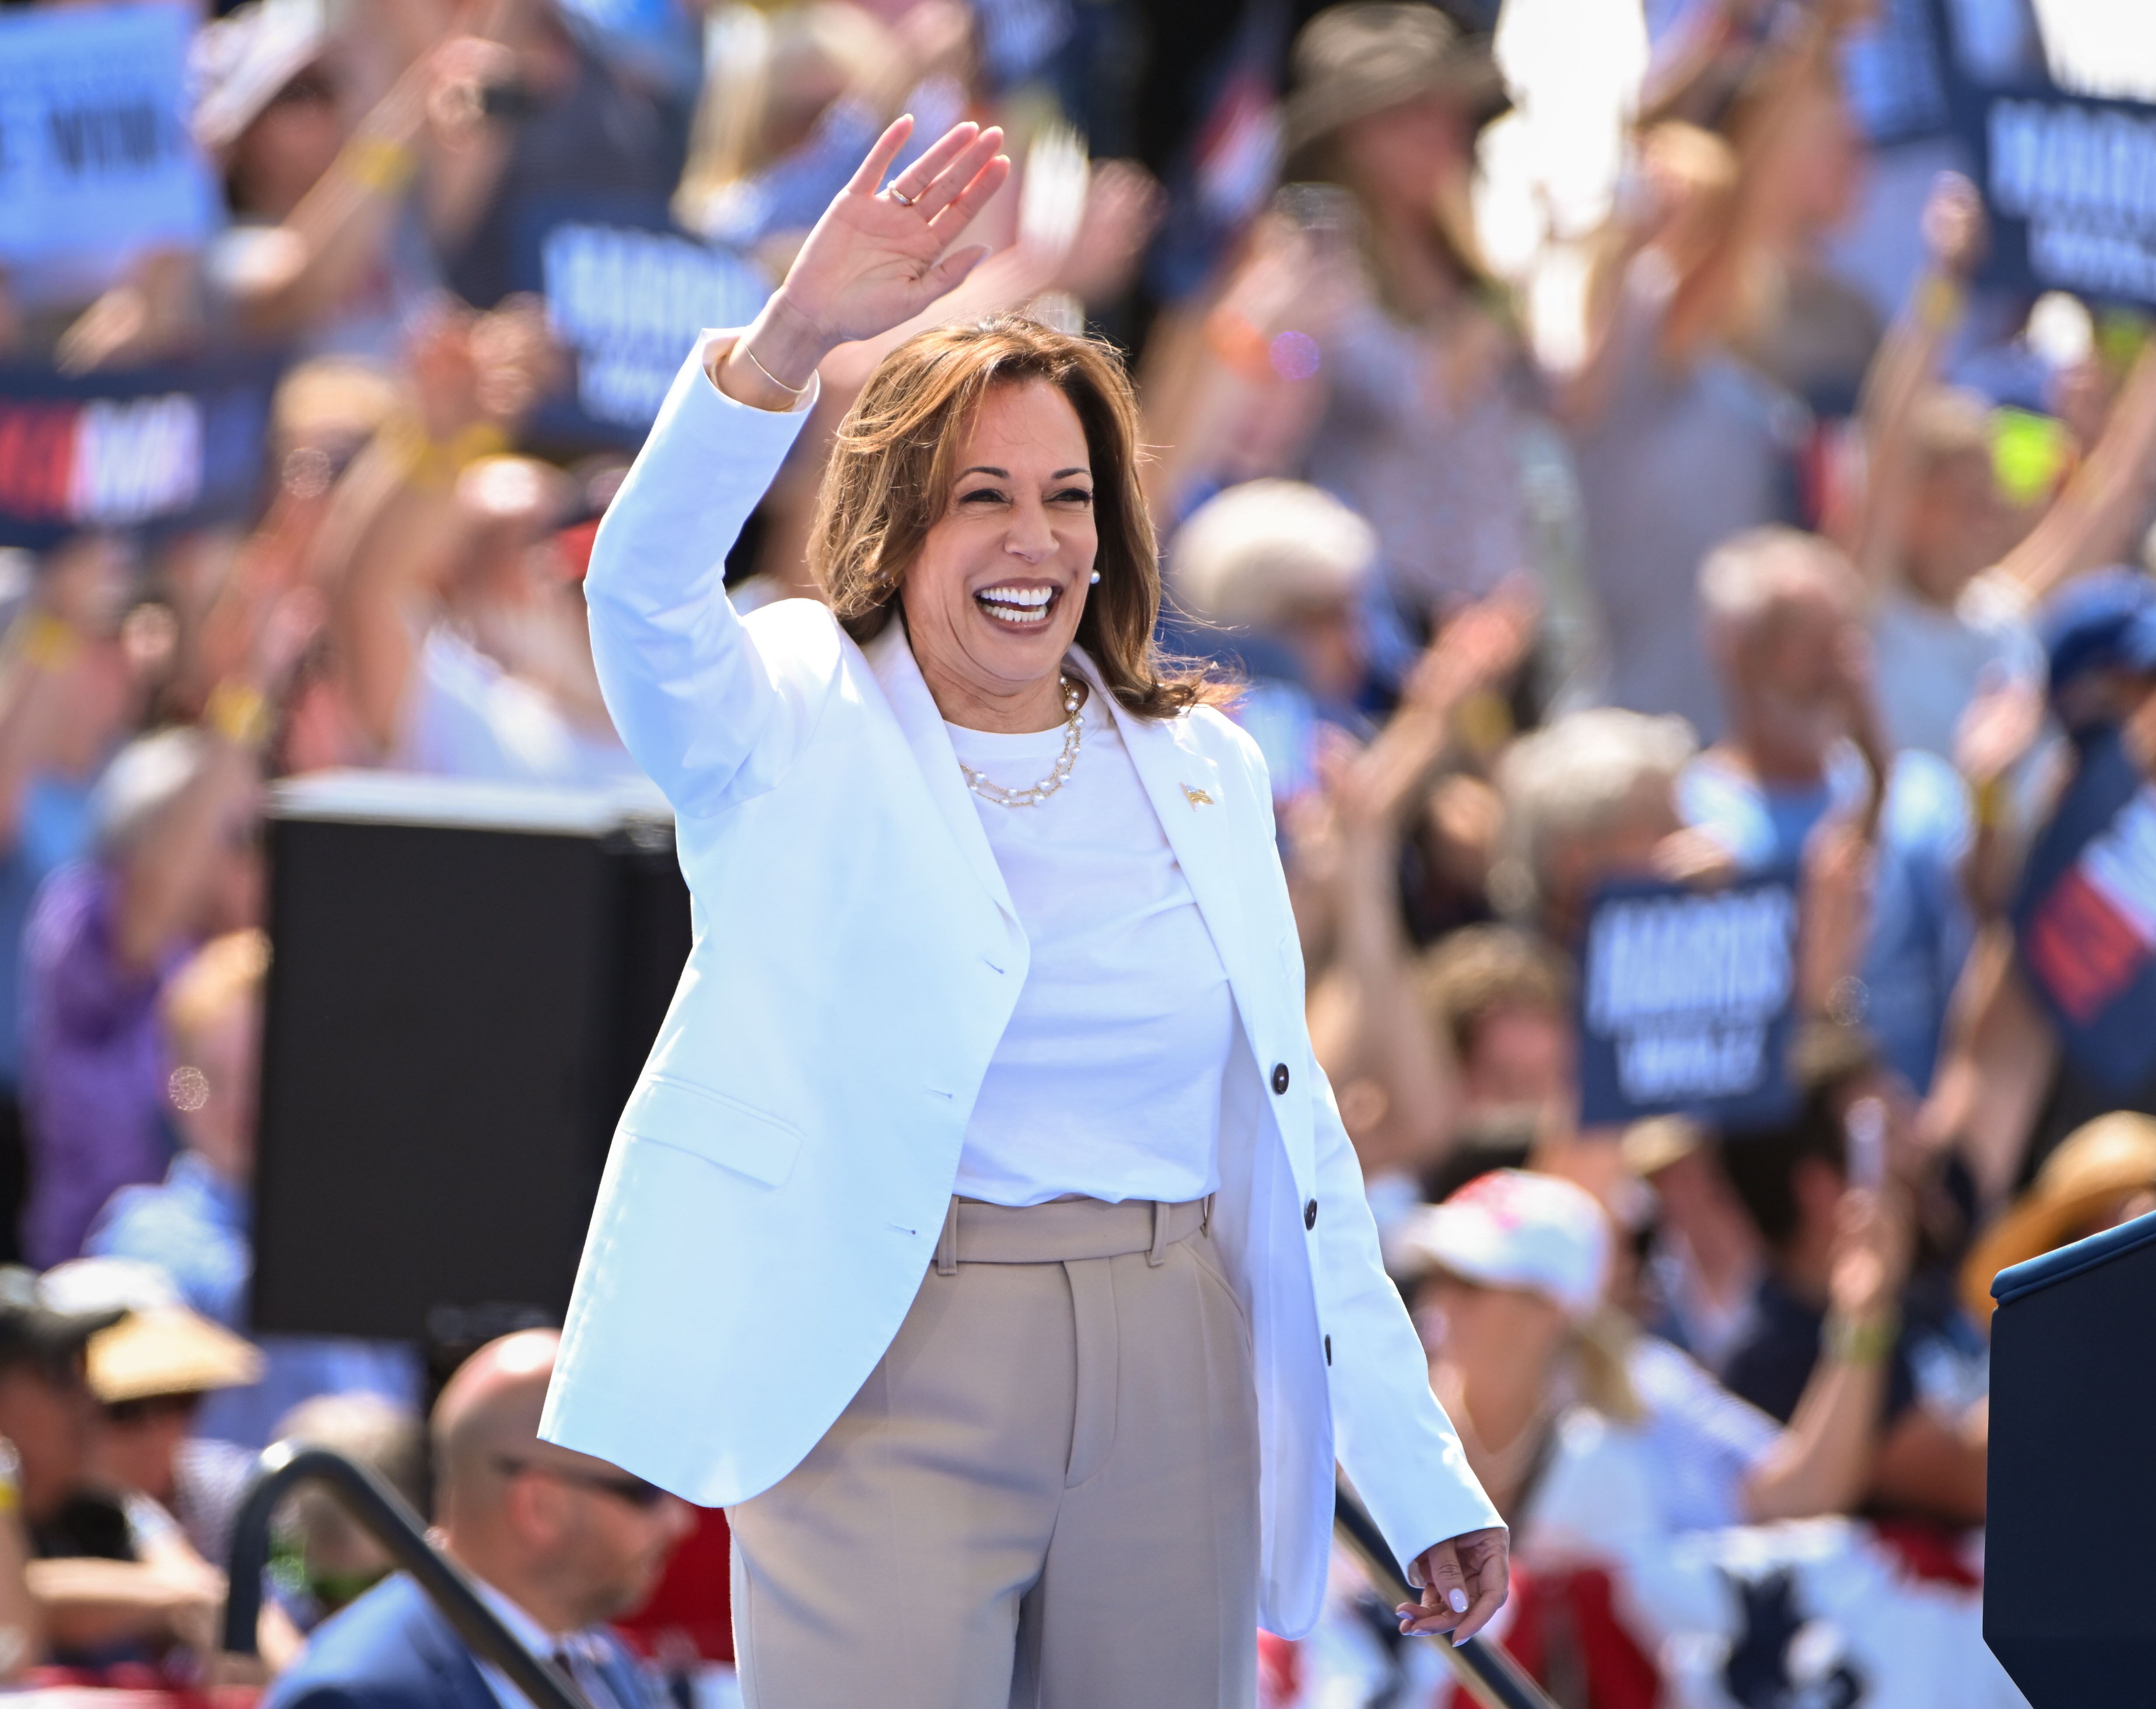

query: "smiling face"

left=898, top=380, right=1099, bottom=731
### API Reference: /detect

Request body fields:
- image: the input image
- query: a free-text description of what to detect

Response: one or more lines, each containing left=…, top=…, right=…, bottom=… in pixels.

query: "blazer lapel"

left=1075, top=651, right=1253, bottom=1003
left=406, top=1583, right=506, bottom=1709
left=863, top=622, right=1019, bottom=924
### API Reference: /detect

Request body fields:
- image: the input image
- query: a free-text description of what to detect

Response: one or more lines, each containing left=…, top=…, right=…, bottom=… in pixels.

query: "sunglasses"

left=491, top=1456, right=669, bottom=1510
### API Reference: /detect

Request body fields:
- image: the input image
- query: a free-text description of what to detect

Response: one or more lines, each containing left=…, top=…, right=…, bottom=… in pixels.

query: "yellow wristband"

left=1452, top=688, right=1514, bottom=760
left=1973, top=774, right=2009, bottom=831
left=378, top=414, right=511, bottom=493
left=16, top=612, right=80, bottom=671
left=341, top=134, right=417, bottom=195
left=1824, top=1308, right=1899, bottom=1366
left=206, top=679, right=274, bottom=748
left=1916, top=273, right=1965, bottom=334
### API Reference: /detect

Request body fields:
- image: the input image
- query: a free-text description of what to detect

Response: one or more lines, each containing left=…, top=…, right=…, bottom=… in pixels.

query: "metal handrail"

left=1333, top=1482, right=1560, bottom=1709
left=222, top=1441, right=1549, bottom=1709
left=222, top=1442, right=589, bottom=1709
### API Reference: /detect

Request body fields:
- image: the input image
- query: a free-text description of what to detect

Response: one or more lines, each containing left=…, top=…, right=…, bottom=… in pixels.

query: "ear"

left=502, top=1468, right=567, bottom=1551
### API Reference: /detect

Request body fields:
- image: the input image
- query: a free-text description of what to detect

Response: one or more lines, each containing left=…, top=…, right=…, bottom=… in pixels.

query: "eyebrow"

left=955, top=466, right=1092, bottom=480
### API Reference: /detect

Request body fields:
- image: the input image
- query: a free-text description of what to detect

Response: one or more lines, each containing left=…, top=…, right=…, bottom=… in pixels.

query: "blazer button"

left=1304, top=1198, right=1318, bottom=1230
left=1271, top=1062, right=1291, bottom=1095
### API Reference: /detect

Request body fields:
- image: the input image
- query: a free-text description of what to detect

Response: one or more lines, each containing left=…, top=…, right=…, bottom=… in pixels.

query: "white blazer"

left=540, top=332, right=1500, bottom=1638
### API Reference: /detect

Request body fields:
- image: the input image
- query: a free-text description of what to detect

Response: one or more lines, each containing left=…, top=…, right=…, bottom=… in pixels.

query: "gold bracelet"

left=741, top=341, right=812, bottom=400
left=341, top=134, right=417, bottom=195
left=206, top=678, right=274, bottom=749
left=16, top=612, right=80, bottom=671
left=1823, top=1308, right=1899, bottom=1367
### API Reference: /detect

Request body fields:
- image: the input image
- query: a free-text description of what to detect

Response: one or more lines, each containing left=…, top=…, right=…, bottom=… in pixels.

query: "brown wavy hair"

left=809, top=314, right=1225, bottom=719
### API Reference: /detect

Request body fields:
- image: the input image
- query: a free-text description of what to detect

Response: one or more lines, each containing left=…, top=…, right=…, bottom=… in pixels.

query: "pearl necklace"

left=957, top=675, right=1084, bottom=808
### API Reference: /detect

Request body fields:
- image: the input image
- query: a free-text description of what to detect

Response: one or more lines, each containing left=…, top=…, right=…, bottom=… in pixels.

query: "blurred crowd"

left=0, top=0, right=2154, bottom=1702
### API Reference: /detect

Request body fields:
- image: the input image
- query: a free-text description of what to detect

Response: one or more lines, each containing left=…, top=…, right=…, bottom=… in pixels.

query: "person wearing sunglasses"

left=267, top=1330, right=691, bottom=1709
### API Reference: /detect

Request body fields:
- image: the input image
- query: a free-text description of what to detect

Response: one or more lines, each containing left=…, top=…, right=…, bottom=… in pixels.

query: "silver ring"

left=890, top=187, right=919, bottom=207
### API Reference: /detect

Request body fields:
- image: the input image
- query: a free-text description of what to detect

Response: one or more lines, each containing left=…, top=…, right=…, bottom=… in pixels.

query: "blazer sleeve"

left=583, top=330, right=823, bottom=819
left=1219, top=721, right=1505, bottom=1572
left=1310, top=1066, right=1507, bottom=1570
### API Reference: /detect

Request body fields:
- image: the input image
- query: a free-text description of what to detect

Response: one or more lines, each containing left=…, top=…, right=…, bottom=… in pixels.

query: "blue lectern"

left=1985, top=1208, right=2156, bottom=1706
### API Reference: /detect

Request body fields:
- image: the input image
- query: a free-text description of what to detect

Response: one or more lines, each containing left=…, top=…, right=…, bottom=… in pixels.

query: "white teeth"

left=975, top=584, right=1056, bottom=626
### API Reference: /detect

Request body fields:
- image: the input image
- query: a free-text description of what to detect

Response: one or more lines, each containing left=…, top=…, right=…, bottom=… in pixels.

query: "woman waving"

left=541, top=116, right=1504, bottom=1708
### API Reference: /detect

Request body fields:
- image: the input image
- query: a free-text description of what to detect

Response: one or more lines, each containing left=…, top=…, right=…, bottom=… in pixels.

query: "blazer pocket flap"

left=619, top=1075, right=802, bottom=1188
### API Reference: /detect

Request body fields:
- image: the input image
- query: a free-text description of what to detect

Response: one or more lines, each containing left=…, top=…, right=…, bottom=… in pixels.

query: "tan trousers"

left=729, top=1195, right=1261, bottom=1709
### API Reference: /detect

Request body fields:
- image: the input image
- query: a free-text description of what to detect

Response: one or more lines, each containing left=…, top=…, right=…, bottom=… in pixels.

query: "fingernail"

left=1448, top=1589, right=1469, bottom=1614
left=1453, top=1633, right=1471, bottom=1649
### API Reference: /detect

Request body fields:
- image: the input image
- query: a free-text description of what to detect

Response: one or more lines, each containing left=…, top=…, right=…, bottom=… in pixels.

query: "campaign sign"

left=0, top=3, right=216, bottom=272
left=0, top=358, right=281, bottom=549
left=1578, top=872, right=1801, bottom=1129
left=514, top=195, right=771, bottom=451
left=1972, top=91, right=2156, bottom=308
left=2013, top=729, right=2156, bottom=1092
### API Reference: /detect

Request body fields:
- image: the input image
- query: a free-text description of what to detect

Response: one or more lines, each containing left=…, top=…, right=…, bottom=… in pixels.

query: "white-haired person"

left=1679, top=525, right=1975, bottom=1096
left=540, top=117, right=1505, bottom=1706
left=1491, top=706, right=1730, bottom=948
left=1169, top=479, right=1378, bottom=771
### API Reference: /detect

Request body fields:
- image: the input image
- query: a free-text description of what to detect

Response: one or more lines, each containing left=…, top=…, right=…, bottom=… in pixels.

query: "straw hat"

left=1281, top=3, right=1511, bottom=161
left=1961, top=1113, right=2156, bottom=1321
left=40, top=1260, right=264, bottom=1404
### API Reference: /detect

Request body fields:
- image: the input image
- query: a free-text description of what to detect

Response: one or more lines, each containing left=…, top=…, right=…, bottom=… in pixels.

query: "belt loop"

left=1202, top=1193, right=1213, bottom=1235
left=935, top=1197, right=959, bottom=1276
left=1148, top=1199, right=1169, bottom=1268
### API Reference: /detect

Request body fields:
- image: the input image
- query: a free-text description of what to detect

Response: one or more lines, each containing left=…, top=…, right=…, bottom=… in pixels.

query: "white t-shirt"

left=946, top=693, right=1237, bottom=1207
left=1870, top=571, right=2042, bottom=760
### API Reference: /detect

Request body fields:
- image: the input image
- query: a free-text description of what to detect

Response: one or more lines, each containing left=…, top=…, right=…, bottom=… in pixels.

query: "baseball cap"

left=1391, top=1169, right=1611, bottom=1320
left=2041, top=568, right=2156, bottom=724
left=190, top=0, right=333, bottom=157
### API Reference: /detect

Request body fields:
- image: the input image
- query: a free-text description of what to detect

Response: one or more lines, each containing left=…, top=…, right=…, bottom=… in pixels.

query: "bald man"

left=266, top=1332, right=692, bottom=1709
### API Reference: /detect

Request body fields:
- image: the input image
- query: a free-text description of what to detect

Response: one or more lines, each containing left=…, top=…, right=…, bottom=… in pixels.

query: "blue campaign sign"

left=2012, top=729, right=2156, bottom=1093
left=510, top=194, right=772, bottom=453
left=0, top=356, right=282, bottom=549
left=0, top=3, right=217, bottom=272
left=1972, top=91, right=2156, bottom=308
left=1577, top=871, right=1802, bottom=1130
left=1937, top=0, right=2156, bottom=308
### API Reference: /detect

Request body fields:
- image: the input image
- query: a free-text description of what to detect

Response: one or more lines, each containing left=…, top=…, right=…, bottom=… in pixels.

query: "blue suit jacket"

left=265, top=1573, right=658, bottom=1709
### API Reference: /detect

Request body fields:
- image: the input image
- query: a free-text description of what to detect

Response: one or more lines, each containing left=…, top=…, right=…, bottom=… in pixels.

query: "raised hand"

left=721, top=118, right=1011, bottom=408
left=1920, top=171, right=1988, bottom=279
